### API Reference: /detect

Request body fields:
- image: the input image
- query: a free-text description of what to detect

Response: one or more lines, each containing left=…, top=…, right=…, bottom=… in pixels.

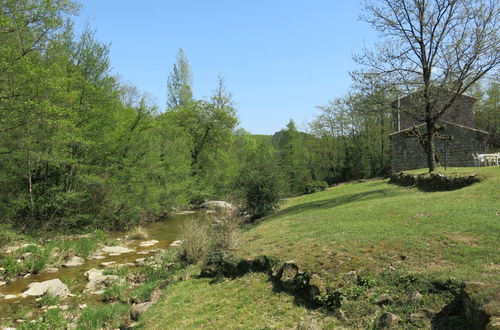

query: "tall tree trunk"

left=426, top=121, right=437, bottom=172
left=27, top=149, right=34, bottom=217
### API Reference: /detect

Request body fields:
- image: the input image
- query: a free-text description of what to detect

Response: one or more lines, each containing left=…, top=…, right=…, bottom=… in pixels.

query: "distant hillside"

left=251, top=134, right=274, bottom=146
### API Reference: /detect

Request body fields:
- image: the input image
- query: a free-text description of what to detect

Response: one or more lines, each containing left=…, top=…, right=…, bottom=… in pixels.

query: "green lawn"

left=140, top=272, right=336, bottom=329
left=142, top=167, right=500, bottom=329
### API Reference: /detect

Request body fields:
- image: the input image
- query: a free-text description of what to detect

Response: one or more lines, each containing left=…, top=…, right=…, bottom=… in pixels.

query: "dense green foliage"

left=1, top=0, right=497, bottom=237
left=235, top=145, right=284, bottom=219
left=0, top=2, right=241, bottom=233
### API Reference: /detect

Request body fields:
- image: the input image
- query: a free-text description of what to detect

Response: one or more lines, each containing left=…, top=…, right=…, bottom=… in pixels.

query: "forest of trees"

left=1, top=0, right=498, bottom=234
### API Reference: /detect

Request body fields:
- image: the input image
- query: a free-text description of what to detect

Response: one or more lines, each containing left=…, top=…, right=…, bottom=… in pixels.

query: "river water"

left=0, top=211, right=205, bottom=323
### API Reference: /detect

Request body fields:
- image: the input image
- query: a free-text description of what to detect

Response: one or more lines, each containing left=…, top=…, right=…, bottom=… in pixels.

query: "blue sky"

left=73, top=1, right=377, bottom=134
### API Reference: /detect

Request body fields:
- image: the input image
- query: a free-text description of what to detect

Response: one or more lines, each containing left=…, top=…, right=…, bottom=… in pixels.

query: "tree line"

left=1, top=0, right=498, bottom=234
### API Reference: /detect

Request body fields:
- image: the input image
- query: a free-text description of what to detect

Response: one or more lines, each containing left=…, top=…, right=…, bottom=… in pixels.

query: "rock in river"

left=22, top=279, right=70, bottom=298
left=62, top=256, right=84, bottom=268
left=139, top=240, right=159, bottom=247
left=101, top=245, right=134, bottom=255
left=200, top=200, right=234, bottom=211
left=84, top=268, right=119, bottom=294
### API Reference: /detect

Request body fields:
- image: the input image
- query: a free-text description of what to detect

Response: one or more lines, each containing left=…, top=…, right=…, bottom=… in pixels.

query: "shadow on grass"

left=268, top=277, right=320, bottom=310
left=268, top=188, right=401, bottom=220
left=431, top=295, right=469, bottom=329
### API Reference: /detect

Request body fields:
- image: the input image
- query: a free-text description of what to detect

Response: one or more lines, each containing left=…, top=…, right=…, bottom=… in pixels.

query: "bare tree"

left=353, top=0, right=499, bottom=172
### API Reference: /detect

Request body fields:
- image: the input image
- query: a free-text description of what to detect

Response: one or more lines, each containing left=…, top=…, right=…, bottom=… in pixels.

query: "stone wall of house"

left=394, top=94, right=476, bottom=131
left=390, top=123, right=490, bottom=172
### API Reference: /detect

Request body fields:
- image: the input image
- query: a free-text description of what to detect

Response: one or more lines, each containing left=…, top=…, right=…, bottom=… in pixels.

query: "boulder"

left=130, top=302, right=154, bottom=321
left=62, top=256, right=84, bottom=268
left=200, top=201, right=235, bottom=211
left=101, top=246, right=135, bottom=255
left=0, top=281, right=6, bottom=287
left=277, top=261, right=300, bottom=290
left=4, top=294, right=17, bottom=299
left=308, top=274, right=326, bottom=300
left=22, top=279, right=70, bottom=298
left=378, top=312, right=400, bottom=328
left=376, top=293, right=394, bottom=306
left=84, top=268, right=118, bottom=294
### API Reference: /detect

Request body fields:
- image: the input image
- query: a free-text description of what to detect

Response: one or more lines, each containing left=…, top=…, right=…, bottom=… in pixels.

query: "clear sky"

left=73, top=1, right=377, bottom=134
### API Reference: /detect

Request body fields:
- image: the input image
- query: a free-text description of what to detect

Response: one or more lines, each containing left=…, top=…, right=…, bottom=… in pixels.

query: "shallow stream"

left=0, top=211, right=204, bottom=323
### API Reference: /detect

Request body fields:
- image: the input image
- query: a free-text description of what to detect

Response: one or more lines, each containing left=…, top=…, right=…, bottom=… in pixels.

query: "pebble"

left=79, top=304, right=88, bottom=309
left=100, top=261, right=116, bottom=267
left=0, top=281, right=6, bottom=287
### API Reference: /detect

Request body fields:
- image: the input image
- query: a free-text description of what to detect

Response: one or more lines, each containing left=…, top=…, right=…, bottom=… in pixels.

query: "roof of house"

left=392, top=88, right=477, bottom=106
left=389, top=120, right=490, bottom=137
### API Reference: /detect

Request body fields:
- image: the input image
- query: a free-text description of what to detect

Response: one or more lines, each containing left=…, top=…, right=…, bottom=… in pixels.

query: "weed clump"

left=77, top=304, right=130, bottom=330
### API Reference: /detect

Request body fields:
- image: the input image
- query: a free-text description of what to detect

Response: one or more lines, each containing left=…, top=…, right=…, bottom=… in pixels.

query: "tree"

left=355, top=0, right=499, bottom=172
left=235, top=144, right=284, bottom=220
left=166, top=48, right=193, bottom=109
left=473, top=76, right=500, bottom=145
left=274, top=120, right=312, bottom=195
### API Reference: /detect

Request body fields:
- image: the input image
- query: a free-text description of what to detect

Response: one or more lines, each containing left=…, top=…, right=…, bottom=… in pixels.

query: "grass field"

left=141, top=167, right=500, bottom=329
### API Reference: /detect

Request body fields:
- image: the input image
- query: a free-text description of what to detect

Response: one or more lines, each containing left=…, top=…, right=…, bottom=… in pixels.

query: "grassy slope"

left=142, top=167, right=499, bottom=329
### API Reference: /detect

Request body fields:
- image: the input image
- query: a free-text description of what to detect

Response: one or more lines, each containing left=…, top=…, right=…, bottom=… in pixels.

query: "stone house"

left=389, top=92, right=490, bottom=172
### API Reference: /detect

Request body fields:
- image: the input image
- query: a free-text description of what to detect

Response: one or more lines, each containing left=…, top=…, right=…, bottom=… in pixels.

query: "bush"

left=210, top=210, right=241, bottom=252
left=77, top=303, right=130, bottom=330
left=179, top=218, right=210, bottom=264
left=304, top=181, right=329, bottom=194
left=20, top=309, right=67, bottom=330
left=101, top=282, right=129, bottom=302
left=0, top=224, right=27, bottom=247
left=36, top=293, right=60, bottom=307
left=235, top=145, right=284, bottom=220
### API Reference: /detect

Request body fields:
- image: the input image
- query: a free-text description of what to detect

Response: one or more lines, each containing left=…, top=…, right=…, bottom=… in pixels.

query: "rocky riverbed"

left=0, top=211, right=206, bottom=328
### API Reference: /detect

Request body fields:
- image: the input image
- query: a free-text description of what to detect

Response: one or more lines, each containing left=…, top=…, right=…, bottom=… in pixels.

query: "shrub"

left=235, top=145, right=284, bottom=220
left=77, top=303, right=130, bottom=330
left=129, top=280, right=160, bottom=303
left=210, top=211, right=241, bottom=252
left=36, top=293, right=60, bottom=307
left=179, top=218, right=210, bottom=264
left=304, top=181, right=328, bottom=194
left=0, top=224, right=27, bottom=247
left=101, top=282, right=129, bottom=302
left=20, top=309, right=67, bottom=330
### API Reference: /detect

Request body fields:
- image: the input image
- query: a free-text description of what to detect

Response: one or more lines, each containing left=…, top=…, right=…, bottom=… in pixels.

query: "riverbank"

left=0, top=212, right=207, bottom=328
left=141, top=167, right=500, bottom=329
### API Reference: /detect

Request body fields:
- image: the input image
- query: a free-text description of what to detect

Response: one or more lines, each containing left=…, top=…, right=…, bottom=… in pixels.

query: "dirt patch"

left=446, top=233, right=480, bottom=247
left=426, top=259, right=452, bottom=270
